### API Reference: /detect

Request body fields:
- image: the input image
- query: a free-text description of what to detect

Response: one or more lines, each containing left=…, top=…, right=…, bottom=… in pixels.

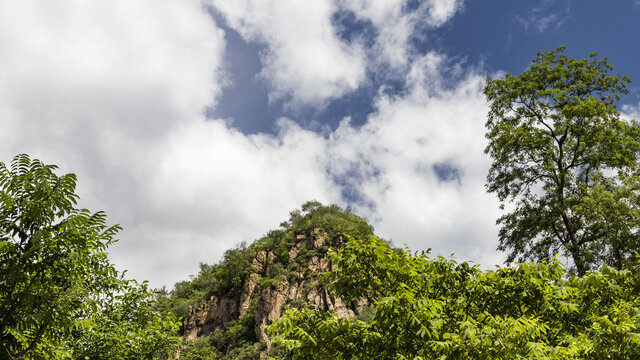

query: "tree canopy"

left=0, top=154, right=180, bottom=359
left=268, top=235, right=640, bottom=359
left=483, top=46, right=640, bottom=275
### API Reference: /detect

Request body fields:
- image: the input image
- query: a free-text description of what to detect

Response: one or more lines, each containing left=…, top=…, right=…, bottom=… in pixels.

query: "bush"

left=269, top=235, right=640, bottom=359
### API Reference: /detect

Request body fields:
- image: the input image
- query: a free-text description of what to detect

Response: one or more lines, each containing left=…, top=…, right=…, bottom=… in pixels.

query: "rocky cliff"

left=181, top=226, right=366, bottom=358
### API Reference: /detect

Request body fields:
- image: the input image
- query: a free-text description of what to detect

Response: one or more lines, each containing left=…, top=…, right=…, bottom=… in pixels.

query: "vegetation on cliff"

left=155, top=200, right=377, bottom=359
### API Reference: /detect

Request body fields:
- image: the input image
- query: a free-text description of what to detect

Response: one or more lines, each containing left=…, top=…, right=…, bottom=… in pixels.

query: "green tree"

left=66, top=280, right=181, bottom=359
left=483, top=46, right=640, bottom=275
left=268, top=234, right=640, bottom=359
left=0, top=154, right=180, bottom=359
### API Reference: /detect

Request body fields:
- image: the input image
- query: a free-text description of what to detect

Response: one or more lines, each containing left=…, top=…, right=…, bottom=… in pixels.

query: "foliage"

left=67, top=281, right=181, bottom=359
left=484, top=46, right=640, bottom=275
left=212, top=315, right=258, bottom=351
left=156, top=201, right=376, bottom=358
left=284, top=201, right=374, bottom=241
left=177, top=314, right=263, bottom=360
left=159, top=201, right=375, bottom=318
left=180, top=334, right=264, bottom=360
left=268, top=235, right=640, bottom=359
left=0, top=154, right=180, bottom=359
left=210, top=245, right=254, bottom=298
left=180, top=337, right=223, bottom=360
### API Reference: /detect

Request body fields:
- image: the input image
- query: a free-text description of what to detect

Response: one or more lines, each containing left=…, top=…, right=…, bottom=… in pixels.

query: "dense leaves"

left=0, top=155, right=180, bottom=359
left=67, top=281, right=181, bottom=359
left=484, top=46, right=640, bottom=275
left=268, top=235, right=640, bottom=359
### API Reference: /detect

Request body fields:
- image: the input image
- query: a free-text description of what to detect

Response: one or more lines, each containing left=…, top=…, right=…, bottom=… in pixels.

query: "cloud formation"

left=622, top=103, right=640, bottom=121
left=0, top=0, right=228, bottom=285
left=326, top=52, right=502, bottom=265
left=209, top=0, right=462, bottom=107
left=339, top=0, right=462, bottom=68
left=209, top=0, right=366, bottom=107
left=0, top=0, right=225, bottom=155
left=514, top=0, right=570, bottom=34
left=0, top=0, right=504, bottom=288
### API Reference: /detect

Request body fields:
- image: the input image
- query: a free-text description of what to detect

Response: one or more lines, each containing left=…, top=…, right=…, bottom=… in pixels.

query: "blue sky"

left=1, top=0, right=639, bottom=287
left=212, top=0, right=640, bottom=135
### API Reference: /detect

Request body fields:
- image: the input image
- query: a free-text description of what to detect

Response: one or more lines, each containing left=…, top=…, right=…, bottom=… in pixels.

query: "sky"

left=2, top=0, right=640, bottom=288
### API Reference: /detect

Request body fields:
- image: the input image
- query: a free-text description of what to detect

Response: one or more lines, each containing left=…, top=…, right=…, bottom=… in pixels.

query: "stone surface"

left=239, top=273, right=261, bottom=317
left=181, top=229, right=362, bottom=357
left=252, top=251, right=266, bottom=272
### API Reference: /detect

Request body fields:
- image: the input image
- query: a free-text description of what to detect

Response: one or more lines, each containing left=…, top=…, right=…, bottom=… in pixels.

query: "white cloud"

left=338, top=0, right=462, bottom=69
left=209, top=0, right=366, bottom=107
left=0, top=0, right=343, bottom=287
left=326, top=52, right=503, bottom=267
left=339, top=0, right=412, bottom=68
left=111, top=119, right=340, bottom=286
left=0, top=0, right=504, bottom=289
left=533, top=13, right=559, bottom=33
left=0, top=0, right=229, bottom=286
left=622, top=102, right=640, bottom=120
left=209, top=0, right=462, bottom=107
left=0, top=0, right=225, bottom=159
left=425, top=0, right=464, bottom=26
left=515, top=1, right=570, bottom=34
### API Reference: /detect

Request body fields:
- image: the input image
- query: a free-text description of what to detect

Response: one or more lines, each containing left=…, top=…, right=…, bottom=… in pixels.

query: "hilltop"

left=156, top=201, right=383, bottom=359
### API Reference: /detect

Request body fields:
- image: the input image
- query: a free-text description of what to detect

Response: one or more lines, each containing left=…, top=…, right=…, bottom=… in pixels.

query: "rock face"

left=182, top=228, right=364, bottom=354
left=183, top=296, right=238, bottom=342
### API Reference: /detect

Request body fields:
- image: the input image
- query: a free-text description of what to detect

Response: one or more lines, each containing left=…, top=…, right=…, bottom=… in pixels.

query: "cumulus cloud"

left=209, top=0, right=366, bottom=107
left=0, top=0, right=229, bottom=286
left=622, top=102, right=640, bottom=120
left=116, top=119, right=340, bottom=286
left=209, top=0, right=462, bottom=107
left=0, top=0, right=504, bottom=288
left=339, top=0, right=462, bottom=68
left=326, top=52, right=503, bottom=266
left=0, top=0, right=342, bottom=287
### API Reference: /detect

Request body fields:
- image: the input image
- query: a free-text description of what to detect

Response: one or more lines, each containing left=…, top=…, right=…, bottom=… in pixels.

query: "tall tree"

left=484, top=46, right=640, bottom=275
left=0, top=154, right=179, bottom=359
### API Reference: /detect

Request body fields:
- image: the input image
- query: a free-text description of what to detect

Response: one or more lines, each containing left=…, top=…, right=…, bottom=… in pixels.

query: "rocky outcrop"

left=182, top=228, right=364, bottom=354
left=183, top=295, right=239, bottom=341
